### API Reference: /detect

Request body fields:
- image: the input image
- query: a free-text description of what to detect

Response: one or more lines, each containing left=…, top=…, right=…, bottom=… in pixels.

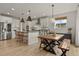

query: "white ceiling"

left=0, top=3, right=78, bottom=18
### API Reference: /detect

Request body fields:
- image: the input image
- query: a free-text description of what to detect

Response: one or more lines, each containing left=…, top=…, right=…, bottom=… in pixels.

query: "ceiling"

left=0, top=3, right=78, bottom=18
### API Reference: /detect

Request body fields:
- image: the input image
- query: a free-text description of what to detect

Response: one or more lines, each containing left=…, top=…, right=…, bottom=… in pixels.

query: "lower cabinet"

left=28, top=31, right=39, bottom=45
left=0, top=32, right=4, bottom=40
left=7, top=32, right=12, bottom=40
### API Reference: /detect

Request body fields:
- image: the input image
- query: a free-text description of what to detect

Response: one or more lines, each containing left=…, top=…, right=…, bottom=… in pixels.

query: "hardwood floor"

left=0, top=39, right=79, bottom=56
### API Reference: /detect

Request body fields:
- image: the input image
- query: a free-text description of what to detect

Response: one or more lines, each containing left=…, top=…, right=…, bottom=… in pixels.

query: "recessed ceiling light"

left=11, top=8, right=15, bottom=11
left=7, top=12, right=10, bottom=15
left=34, top=16, right=36, bottom=18
left=26, top=12, right=29, bottom=15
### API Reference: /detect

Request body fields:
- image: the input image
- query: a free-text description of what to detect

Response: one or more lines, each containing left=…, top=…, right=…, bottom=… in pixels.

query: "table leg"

left=39, top=39, right=57, bottom=55
left=61, top=50, right=67, bottom=56
left=49, top=41, right=56, bottom=55
left=39, top=39, right=48, bottom=48
left=44, top=40, right=56, bottom=55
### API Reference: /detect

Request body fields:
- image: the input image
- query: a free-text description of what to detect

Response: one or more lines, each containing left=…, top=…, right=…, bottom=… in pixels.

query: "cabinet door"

left=28, top=32, right=39, bottom=45
left=7, top=32, right=12, bottom=39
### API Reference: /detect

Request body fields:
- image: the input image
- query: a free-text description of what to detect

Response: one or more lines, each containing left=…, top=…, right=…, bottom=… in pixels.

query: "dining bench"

left=58, top=39, right=70, bottom=56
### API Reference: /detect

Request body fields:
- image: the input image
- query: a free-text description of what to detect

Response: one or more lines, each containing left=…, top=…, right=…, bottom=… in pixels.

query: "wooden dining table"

left=38, top=34, right=64, bottom=55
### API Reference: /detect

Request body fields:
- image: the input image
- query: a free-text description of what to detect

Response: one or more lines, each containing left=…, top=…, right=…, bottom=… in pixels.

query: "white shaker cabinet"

left=28, top=31, right=39, bottom=45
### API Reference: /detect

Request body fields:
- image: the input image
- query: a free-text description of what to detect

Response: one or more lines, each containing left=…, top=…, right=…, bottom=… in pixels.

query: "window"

left=54, top=16, right=67, bottom=28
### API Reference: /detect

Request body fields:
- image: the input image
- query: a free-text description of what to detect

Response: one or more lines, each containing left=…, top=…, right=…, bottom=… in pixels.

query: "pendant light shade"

left=20, top=18, right=25, bottom=23
left=27, top=10, right=32, bottom=21
left=27, top=16, right=32, bottom=21
left=52, top=4, right=54, bottom=18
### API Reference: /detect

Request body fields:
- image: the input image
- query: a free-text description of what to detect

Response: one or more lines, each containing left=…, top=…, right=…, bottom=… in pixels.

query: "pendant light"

left=52, top=4, right=54, bottom=17
left=20, top=17, right=25, bottom=23
left=52, top=4, right=56, bottom=36
left=20, top=13, right=25, bottom=23
left=51, top=4, right=55, bottom=22
left=27, top=10, right=32, bottom=21
left=20, top=13, right=25, bottom=32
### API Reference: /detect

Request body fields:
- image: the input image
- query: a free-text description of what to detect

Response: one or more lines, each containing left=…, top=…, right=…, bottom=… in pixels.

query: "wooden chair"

left=16, top=31, right=28, bottom=43
left=16, top=31, right=23, bottom=42
left=58, top=39, right=70, bottom=56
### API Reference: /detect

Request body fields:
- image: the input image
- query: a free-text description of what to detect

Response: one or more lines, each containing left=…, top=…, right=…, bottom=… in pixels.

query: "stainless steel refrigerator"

left=0, top=22, right=4, bottom=40
left=7, top=23, right=12, bottom=39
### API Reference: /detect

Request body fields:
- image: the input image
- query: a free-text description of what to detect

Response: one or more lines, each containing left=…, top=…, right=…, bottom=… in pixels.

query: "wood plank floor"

left=0, top=39, right=79, bottom=56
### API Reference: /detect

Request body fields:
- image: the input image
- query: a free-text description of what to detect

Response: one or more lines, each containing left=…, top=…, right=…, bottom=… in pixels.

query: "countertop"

left=27, top=30, right=40, bottom=32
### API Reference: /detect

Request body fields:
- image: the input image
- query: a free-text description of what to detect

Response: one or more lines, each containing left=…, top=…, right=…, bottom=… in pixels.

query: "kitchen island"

left=28, top=30, right=39, bottom=45
left=16, top=30, right=39, bottom=45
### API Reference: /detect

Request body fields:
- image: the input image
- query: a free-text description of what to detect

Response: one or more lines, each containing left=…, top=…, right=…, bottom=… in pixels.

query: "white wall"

left=75, top=7, right=79, bottom=46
